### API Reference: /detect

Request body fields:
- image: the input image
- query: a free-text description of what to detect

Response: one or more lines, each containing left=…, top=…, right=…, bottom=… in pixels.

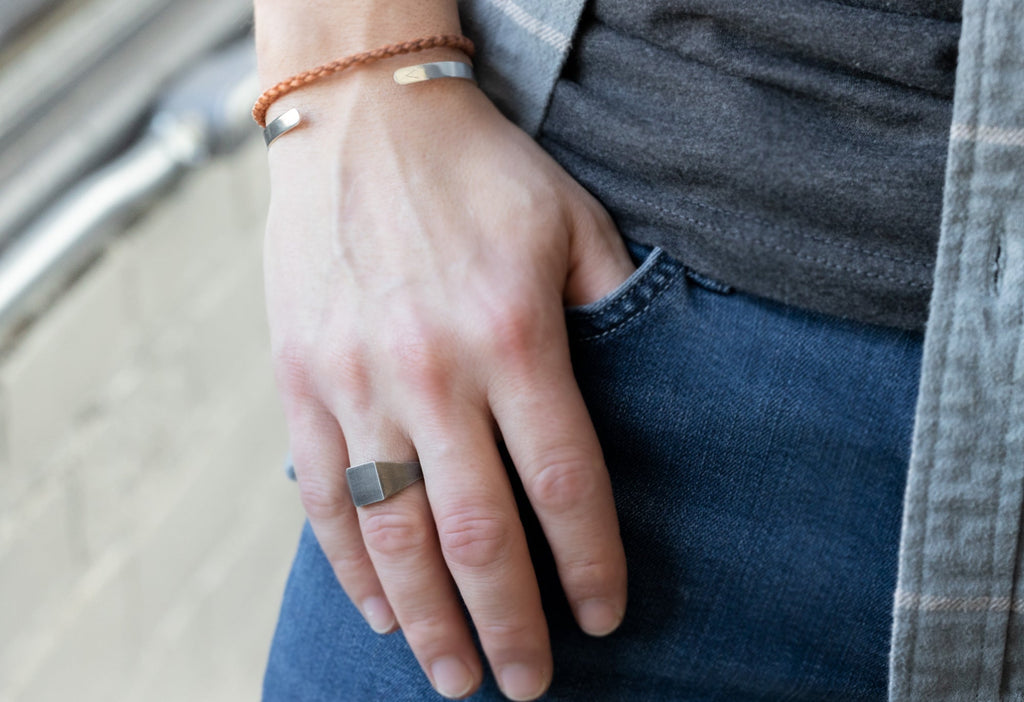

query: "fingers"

left=286, top=402, right=397, bottom=635
left=286, top=333, right=561, bottom=701
left=489, top=331, right=628, bottom=637
left=277, top=225, right=630, bottom=701
left=412, top=407, right=553, bottom=701
left=345, top=428, right=486, bottom=700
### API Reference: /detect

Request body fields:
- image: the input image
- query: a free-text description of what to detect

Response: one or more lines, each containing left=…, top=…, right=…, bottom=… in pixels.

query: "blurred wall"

left=0, top=134, right=303, bottom=701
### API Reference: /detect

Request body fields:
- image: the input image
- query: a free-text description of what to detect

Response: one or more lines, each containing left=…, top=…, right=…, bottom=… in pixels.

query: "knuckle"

left=297, top=473, right=350, bottom=521
left=333, top=546, right=375, bottom=577
left=385, top=323, right=451, bottom=396
left=273, top=344, right=315, bottom=400
left=329, top=547, right=376, bottom=587
left=313, top=343, right=372, bottom=409
left=438, top=510, right=510, bottom=570
left=361, top=509, right=431, bottom=559
left=481, top=299, right=542, bottom=364
left=400, top=610, right=461, bottom=653
left=274, top=337, right=375, bottom=412
left=561, top=555, right=621, bottom=596
left=525, top=452, right=598, bottom=513
left=474, top=616, right=537, bottom=646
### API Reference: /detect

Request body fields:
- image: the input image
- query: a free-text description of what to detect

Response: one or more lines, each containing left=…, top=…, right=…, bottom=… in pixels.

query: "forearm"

left=253, top=0, right=463, bottom=89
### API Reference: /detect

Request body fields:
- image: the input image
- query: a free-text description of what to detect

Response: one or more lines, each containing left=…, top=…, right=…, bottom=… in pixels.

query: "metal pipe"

left=0, top=0, right=253, bottom=249
left=0, top=39, right=258, bottom=347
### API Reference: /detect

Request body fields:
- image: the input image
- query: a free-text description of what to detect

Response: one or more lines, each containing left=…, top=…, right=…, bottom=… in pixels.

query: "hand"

left=264, top=69, right=634, bottom=700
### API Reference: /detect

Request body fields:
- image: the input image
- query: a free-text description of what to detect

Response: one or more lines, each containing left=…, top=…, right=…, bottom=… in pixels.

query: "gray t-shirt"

left=538, top=0, right=962, bottom=329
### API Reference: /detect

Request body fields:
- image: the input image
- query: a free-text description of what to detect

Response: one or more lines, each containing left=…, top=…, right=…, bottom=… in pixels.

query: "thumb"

left=563, top=203, right=637, bottom=308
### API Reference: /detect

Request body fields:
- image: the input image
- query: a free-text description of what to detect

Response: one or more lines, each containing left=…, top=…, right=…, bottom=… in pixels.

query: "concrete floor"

left=0, top=135, right=305, bottom=701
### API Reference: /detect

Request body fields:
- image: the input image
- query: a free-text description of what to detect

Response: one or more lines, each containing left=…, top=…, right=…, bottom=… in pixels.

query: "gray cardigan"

left=457, top=0, right=1024, bottom=698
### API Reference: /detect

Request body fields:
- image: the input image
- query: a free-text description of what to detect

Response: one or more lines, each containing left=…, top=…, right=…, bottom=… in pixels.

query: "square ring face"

left=347, top=462, right=387, bottom=506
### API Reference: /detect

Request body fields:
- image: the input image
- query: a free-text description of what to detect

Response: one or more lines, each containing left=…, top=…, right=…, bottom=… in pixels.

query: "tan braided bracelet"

left=252, top=34, right=476, bottom=128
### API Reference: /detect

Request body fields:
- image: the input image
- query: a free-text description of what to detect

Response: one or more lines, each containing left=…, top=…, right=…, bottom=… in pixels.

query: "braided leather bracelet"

left=252, top=34, right=476, bottom=128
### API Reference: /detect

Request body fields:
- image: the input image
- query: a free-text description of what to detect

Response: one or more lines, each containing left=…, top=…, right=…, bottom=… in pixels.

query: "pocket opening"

left=565, top=241, right=685, bottom=340
left=565, top=244, right=664, bottom=316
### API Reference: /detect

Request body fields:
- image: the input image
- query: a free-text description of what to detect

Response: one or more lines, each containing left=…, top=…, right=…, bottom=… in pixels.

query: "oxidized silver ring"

left=347, top=460, right=424, bottom=507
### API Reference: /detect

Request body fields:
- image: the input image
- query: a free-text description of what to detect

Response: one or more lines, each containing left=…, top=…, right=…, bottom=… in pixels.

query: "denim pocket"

left=565, top=240, right=685, bottom=342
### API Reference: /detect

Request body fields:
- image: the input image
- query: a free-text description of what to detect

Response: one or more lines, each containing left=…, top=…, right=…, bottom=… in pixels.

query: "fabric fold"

left=889, top=0, right=1024, bottom=697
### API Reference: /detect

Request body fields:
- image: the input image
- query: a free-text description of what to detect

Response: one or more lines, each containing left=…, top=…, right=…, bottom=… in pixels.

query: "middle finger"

left=411, top=405, right=553, bottom=701
left=347, top=425, right=484, bottom=700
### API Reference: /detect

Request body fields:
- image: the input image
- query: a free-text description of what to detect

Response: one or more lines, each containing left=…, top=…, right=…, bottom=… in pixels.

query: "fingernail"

left=498, top=663, right=547, bottom=701
left=576, top=598, right=623, bottom=636
left=431, top=656, right=474, bottom=699
left=361, top=596, right=396, bottom=634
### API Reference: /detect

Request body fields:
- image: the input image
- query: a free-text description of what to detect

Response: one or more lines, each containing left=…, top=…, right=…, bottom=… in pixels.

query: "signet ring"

left=346, top=461, right=424, bottom=507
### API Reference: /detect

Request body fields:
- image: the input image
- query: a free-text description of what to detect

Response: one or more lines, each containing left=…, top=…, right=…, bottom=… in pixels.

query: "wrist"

left=263, top=57, right=490, bottom=164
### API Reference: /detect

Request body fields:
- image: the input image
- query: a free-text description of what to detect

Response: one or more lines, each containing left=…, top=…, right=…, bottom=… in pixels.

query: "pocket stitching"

left=573, top=280, right=671, bottom=342
left=570, top=254, right=683, bottom=342
left=565, top=246, right=665, bottom=316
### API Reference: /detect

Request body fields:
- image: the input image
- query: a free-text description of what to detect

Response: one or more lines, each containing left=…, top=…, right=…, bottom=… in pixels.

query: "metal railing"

left=0, top=0, right=63, bottom=47
left=0, top=34, right=259, bottom=347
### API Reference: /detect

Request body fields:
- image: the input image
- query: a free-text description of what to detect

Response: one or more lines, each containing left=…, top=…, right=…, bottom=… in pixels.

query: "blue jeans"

left=263, top=242, right=923, bottom=701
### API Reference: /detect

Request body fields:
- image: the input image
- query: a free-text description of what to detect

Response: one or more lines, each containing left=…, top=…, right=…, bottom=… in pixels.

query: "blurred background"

left=0, top=1, right=304, bottom=700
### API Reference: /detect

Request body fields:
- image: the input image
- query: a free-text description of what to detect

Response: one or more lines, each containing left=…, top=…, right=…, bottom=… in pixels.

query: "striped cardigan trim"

left=482, top=0, right=573, bottom=52
left=951, top=122, right=1024, bottom=147
left=896, top=591, right=1024, bottom=614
